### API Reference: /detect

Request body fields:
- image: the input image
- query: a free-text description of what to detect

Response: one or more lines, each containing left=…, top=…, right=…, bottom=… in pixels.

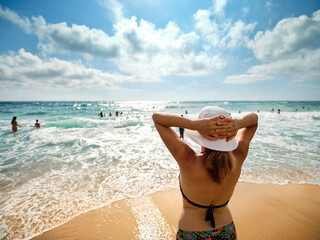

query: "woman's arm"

left=226, top=113, right=258, bottom=164
left=152, top=112, right=233, bottom=166
left=152, top=112, right=196, bottom=166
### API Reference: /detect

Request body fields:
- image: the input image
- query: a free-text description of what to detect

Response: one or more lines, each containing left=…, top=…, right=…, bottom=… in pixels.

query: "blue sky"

left=0, top=0, right=319, bottom=101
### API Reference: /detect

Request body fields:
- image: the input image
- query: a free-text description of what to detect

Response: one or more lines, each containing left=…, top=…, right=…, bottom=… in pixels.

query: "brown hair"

left=203, top=149, right=236, bottom=184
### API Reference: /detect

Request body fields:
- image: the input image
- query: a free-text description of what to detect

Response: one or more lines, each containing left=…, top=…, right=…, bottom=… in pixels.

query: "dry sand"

left=32, top=183, right=320, bottom=240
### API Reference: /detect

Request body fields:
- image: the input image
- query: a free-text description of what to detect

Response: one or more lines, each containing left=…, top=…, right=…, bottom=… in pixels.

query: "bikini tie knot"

left=205, top=205, right=215, bottom=229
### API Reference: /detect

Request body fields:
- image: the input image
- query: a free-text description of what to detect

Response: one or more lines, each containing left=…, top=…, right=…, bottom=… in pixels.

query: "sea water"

left=0, top=101, right=319, bottom=239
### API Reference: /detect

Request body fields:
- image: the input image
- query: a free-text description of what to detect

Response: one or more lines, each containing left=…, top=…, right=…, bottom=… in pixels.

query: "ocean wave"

left=44, top=118, right=101, bottom=129
left=114, top=121, right=144, bottom=128
left=24, top=112, right=47, bottom=116
left=165, top=105, right=181, bottom=109
left=0, top=110, right=14, bottom=114
left=1, top=100, right=320, bottom=239
left=45, top=122, right=86, bottom=129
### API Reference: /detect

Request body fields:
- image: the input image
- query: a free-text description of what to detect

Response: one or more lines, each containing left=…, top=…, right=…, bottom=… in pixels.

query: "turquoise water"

left=0, top=101, right=320, bottom=239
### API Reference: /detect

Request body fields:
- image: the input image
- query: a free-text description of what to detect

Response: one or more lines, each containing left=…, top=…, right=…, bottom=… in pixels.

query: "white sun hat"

left=185, top=106, right=238, bottom=151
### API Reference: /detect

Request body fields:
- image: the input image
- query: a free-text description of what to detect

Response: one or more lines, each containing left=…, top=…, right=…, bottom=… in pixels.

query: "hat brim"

left=185, top=129, right=238, bottom=151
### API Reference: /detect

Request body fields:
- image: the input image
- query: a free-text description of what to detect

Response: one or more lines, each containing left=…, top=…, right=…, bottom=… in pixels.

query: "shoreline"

left=1, top=101, right=320, bottom=239
left=30, top=182, right=320, bottom=240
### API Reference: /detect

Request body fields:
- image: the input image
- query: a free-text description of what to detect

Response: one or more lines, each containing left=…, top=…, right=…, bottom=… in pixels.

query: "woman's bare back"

left=178, top=153, right=242, bottom=230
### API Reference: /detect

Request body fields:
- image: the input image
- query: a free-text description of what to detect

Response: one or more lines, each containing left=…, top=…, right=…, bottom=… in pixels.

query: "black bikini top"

left=179, top=175, right=229, bottom=229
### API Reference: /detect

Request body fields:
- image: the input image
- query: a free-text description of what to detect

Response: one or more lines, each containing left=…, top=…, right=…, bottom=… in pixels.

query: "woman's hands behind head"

left=196, top=115, right=238, bottom=141
left=216, top=117, right=239, bottom=142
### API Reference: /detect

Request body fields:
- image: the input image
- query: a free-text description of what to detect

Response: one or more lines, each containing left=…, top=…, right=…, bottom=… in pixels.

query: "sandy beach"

left=31, top=182, right=320, bottom=240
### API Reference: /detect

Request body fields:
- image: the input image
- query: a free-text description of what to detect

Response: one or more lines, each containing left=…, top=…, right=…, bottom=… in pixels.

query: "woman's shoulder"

left=230, top=150, right=245, bottom=167
left=178, top=153, right=205, bottom=172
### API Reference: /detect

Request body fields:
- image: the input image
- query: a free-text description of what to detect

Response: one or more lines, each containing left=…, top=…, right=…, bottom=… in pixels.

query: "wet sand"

left=32, top=183, right=320, bottom=240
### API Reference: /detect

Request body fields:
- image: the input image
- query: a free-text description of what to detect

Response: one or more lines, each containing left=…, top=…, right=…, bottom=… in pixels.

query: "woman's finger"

left=226, top=136, right=234, bottom=142
left=215, top=127, right=233, bottom=133
left=210, top=115, right=225, bottom=122
left=203, top=134, right=218, bottom=141
left=210, top=124, right=233, bottom=132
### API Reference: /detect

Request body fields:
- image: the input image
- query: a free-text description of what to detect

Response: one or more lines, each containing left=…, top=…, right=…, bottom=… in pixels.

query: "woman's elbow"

left=245, top=112, right=258, bottom=127
left=152, top=112, right=159, bottom=123
left=252, top=112, right=259, bottom=126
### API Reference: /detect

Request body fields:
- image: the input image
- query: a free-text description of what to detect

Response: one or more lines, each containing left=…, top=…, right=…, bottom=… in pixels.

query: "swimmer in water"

left=34, top=119, right=41, bottom=128
left=11, top=116, right=21, bottom=132
left=179, top=115, right=185, bottom=139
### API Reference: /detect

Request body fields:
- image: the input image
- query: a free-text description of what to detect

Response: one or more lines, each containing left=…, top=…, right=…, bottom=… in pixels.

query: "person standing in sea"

left=153, top=106, right=258, bottom=240
left=11, top=116, right=21, bottom=132
left=34, top=119, right=41, bottom=128
left=179, top=115, right=185, bottom=139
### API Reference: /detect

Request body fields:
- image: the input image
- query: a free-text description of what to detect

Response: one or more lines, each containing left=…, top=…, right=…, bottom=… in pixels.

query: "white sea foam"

left=129, top=196, right=173, bottom=239
left=0, top=101, right=319, bottom=239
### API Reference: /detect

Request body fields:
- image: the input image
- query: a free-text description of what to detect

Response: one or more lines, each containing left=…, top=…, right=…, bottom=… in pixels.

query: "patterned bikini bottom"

left=176, top=221, right=237, bottom=240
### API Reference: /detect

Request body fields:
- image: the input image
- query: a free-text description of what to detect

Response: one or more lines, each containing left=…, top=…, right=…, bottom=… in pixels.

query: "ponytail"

left=204, top=149, right=236, bottom=184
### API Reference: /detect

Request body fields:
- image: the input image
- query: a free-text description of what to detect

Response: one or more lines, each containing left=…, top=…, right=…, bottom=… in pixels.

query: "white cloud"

left=212, top=0, right=228, bottom=16
left=113, top=17, right=225, bottom=80
left=193, top=9, right=256, bottom=48
left=224, top=73, right=272, bottom=84
left=248, top=10, right=320, bottom=60
left=0, top=5, right=120, bottom=59
left=193, top=10, right=220, bottom=46
left=225, top=48, right=320, bottom=84
left=0, top=49, right=133, bottom=88
left=32, top=16, right=120, bottom=59
left=0, top=4, right=224, bottom=83
left=221, top=20, right=256, bottom=48
left=225, top=10, right=320, bottom=85
left=97, top=0, right=124, bottom=23
left=0, top=5, right=31, bottom=33
left=291, top=83, right=320, bottom=88
left=241, top=7, right=249, bottom=16
left=265, top=1, right=271, bottom=11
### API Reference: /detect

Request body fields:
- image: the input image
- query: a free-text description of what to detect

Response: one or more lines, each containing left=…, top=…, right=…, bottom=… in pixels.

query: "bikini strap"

left=178, top=175, right=230, bottom=229
left=178, top=175, right=229, bottom=208
left=179, top=176, right=209, bottom=209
